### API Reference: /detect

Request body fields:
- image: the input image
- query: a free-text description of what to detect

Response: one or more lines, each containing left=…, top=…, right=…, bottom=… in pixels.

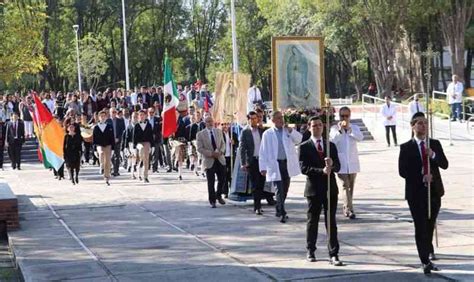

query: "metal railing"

left=362, top=93, right=453, bottom=145
left=432, top=91, right=473, bottom=120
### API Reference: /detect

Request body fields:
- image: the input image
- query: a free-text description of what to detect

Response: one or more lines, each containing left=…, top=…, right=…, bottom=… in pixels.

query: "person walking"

left=133, top=110, right=154, bottom=183
left=399, top=112, right=448, bottom=274
left=259, top=110, right=302, bottom=223
left=196, top=116, right=226, bottom=208
left=330, top=107, right=363, bottom=219
left=93, top=110, right=115, bottom=185
left=380, top=96, right=397, bottom=147
left=5, top=112, right=25, bottom=170
left=63, top=123, right=83, bottom=185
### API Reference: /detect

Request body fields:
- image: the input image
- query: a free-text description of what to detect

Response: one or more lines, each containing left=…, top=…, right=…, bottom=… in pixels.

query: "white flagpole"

left=121, top=0, right=130, bottom=91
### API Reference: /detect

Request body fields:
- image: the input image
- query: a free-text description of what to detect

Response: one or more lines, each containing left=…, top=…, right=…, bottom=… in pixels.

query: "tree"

left=439, top=0, right=473, bottom=82
left=0, top=1, right=47, bottom=84
left=189, top=0, right=227, bottom=82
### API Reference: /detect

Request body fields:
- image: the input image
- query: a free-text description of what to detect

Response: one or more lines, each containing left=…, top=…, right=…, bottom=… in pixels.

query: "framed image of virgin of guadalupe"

left=271, top=36, right=325, bottom=110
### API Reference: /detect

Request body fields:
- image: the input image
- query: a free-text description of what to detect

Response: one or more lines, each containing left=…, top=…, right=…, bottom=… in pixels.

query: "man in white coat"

left=330, top=107, right=363, bottom=219
left=446, top=74, right=464, bottom=122
left=408, top=94, right=425, bottom=119
left=380, top=96, right=397, bottom=147
left=259, top=110, right=302, bottom=223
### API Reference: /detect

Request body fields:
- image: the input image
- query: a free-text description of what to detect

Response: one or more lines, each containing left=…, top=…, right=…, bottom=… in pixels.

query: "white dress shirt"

left=310, top=136, right=324, bottom=151
left=408, top=100, right=425, bottom=118
left=446, top=81, right=464, bottom=104
left=224, top=131, right=231, bottom=157
left=251, top=127, right=261, bottom=157
left=247, top=86, right=262, bottom=113
left=98, top=122, right=107, bottom=132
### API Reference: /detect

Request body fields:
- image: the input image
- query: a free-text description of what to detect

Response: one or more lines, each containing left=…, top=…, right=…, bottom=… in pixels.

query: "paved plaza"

left=2, top=114, right=473, bottom=281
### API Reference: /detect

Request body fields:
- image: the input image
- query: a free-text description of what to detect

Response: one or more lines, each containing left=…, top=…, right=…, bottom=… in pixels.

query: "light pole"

left=230, top=0, right=239, bottom=73
left=121, top=0, right=130, bottom=91
left=73, top=25, right=82, bottom=93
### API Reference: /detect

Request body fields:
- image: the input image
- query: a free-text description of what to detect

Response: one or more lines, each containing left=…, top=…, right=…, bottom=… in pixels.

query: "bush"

left=431, top=100, right=450, bottom=119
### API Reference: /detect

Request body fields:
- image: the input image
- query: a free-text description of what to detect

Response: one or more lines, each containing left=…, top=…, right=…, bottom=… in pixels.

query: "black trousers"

left=306, top=194, right=339, bottom=257
left=53, top=165, right=64, bottom=178
left=66, top=161, right=80, bottom=180
left=0, top=145, right=4, bottom=168
left=222, top=156, right=233, bottom=196
left=112, top=141, right=121, bottom=174
left=151, top=141, right=163, bottom=170
left=385, top=125, right=397, bottom=145
left=274, top=160, right=291, bottom=217
left=248, top=157, right=265, bottom=211
left=8, top=140, right=22, bottom=169
left=206, top=160, right=226, bottom=204
left=83, top=142, right=92, bottom=162
left=407, top=196, right=441, bottom=264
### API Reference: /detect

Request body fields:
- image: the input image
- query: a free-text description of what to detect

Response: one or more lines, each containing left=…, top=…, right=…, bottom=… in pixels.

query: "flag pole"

left=230, top=0, right=239, bottom=186
left=324, top=95, right=331, bottom=246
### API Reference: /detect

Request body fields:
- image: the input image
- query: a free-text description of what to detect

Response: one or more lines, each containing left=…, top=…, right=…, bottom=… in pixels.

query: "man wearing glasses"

left=330, top=107, right=363, bottom=219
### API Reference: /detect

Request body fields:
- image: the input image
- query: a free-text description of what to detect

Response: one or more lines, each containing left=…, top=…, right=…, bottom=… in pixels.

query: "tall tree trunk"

left=465, top=48, right=473, bottom=88
left=439, top=0, right=473, bottom=82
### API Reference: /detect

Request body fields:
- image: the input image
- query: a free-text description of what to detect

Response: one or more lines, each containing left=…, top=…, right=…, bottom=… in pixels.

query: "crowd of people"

left=0, top=79, right=451, bottom=274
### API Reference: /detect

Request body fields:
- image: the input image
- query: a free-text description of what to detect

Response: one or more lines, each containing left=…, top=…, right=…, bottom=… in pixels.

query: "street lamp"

left=121, top=0, right=130, bottom=91
left=72, top=25, right=82, bottom=93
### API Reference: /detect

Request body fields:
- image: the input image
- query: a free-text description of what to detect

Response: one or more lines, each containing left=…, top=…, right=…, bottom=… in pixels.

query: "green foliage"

left=0, top=1, right=48, bottom=83
left=432, top=100, right=451, bottom=118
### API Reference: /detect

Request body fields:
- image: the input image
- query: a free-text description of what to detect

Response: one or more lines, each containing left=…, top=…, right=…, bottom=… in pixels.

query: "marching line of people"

left=0, top=85, right=450, bottom=274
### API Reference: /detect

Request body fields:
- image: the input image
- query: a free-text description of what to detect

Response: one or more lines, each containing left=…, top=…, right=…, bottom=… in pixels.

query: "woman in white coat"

left=380, top=96, right=397, bottom=146
left=330, top=107, right=363, bottom=219
left=259, top=111, right=302, bottom=223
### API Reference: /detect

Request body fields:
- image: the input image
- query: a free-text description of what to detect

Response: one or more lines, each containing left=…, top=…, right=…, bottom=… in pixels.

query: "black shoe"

left=307, top=251, right=316, bottom=262
left=17, top=167, right=21, bottom=170
left=173, top=166, right=178, bottom=172
left=190, top=164, right=195, bottom=171
left=280, top=215, right=287, bottom=223
left=218, top=198, right=226, bottom=205
left=349, top=212, right=356, bottom=219
left=166, top=168, right=172, bottom=173
left=139, top=176, right=142, bottom=181
left=144, top=178, right=149, bottom=183
left=224, top=194, right=228, bottom=199
left=429, top=253, right=437, bottom=261
left=330, top=256, right=343, bottom=266
left=267, top=198, right=277, bottom=206
left=71, top=179, right=76, bottom=185
left=255, top=209, right=263, bottom=215
left=178, top=175, right=183, bottom=180
left=210, top=203, right=217, bottom=208
left=106, top=180, right=110, bottom=186
left=75, top=177, right=79, bottom=184
left=127, top=167, right=131, bottom=172
left=195, top=171, right=200, bottom=176
left=422, top=262, right=439, bottom=274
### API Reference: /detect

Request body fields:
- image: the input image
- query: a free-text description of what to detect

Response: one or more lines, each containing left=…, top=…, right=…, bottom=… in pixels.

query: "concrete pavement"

left=2, top=113, right=473, bottom=281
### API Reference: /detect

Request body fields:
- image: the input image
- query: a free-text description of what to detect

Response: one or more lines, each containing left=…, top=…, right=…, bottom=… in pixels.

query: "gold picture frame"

left=271, top=36, right=325, bottom=110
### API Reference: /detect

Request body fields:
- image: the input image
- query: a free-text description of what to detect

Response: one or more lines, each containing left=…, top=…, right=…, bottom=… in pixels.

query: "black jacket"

left=63, top=133, right=83, bottom=165
left=6, top=120, right=25, bottom=144
left=238, top=125, right=263, bottom=167
left=121, top=123, right=135, bottom=150
left=148, top=116, right=162, bottom=143
left=106, top=118, right=126, bottom=141
left=398, top=138, right=448, bottom=201
left=0, top=123, right=6, bottom=147
left=299, top=139, right=340, bottom=198
left=93, top=123, right=115, bottom=149
left=133, top=121, right=154, bottom=148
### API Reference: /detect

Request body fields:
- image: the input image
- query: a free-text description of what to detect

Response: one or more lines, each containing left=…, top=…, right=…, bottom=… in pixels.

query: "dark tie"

left=420, top=141, right=428, bottom=175
left=210, top=130, right=217, bottom=150
left=13, top=122, right=17, bottom=138
left=416, top=102, right=420, bottom=113
left=316, top=140, right=324, bottom=159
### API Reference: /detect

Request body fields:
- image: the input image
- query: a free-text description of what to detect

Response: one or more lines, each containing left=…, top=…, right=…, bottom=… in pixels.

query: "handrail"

left=432, top=90, right=473, bottom=120
left=362, top=93, right=454, bottom=144
left=404, top=92, right=427, bottom=103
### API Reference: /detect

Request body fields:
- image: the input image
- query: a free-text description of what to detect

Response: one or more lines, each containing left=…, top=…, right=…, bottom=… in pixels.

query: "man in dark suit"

left=5, top=112, right=25, bottom=170
left=147, top=107, right=162, bottom=173
left=239, top=111, right=266, bottom=215
left=107, top=107, right=126, bottom=176
left=0, top=119, right=7, bottom=170
left=399, top=112, right=448, bottom=274
left=299, top=116, right=342, bottom=266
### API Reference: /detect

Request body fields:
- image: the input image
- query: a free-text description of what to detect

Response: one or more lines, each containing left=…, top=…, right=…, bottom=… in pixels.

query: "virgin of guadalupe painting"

left=272, top=37, right=325, bottom=110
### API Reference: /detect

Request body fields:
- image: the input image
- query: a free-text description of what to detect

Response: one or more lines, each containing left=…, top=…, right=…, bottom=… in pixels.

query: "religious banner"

left=272, top=36, right=325, bottom=110
left=213, top=72, right=250, bottom=124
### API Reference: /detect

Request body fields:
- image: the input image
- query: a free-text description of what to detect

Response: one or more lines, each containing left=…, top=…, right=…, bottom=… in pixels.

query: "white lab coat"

left=408, top=100, right=425, bottom=118
left=446, top=82, right=464, bottom=104
left=259, top=127, right=302, bottom=182
left=380, top=103, right=397, bottom=126
left=330, top=124, right=363, bottom=174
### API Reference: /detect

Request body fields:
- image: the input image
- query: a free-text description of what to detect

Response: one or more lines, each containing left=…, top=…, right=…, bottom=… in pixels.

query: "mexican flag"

left=162, top=54, right=179, bottom=138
